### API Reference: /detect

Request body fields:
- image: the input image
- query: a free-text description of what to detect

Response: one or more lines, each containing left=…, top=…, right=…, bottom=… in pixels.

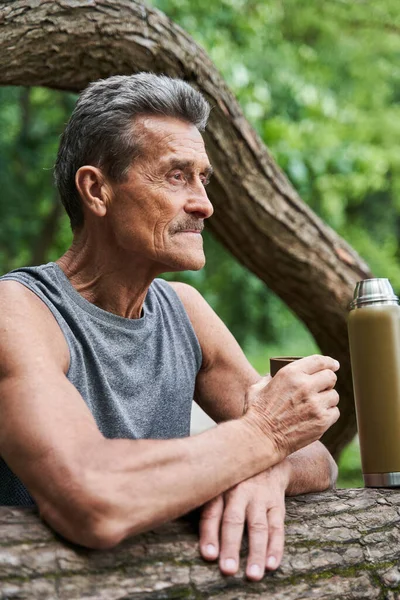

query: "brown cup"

left=269, top=356, right=303, bottom=377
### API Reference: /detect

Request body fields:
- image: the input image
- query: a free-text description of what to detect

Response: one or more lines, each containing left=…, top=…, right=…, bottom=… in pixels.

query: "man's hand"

left=244, top=355, right=340, bottom=461
left=199, top=463, right=290, bottom=581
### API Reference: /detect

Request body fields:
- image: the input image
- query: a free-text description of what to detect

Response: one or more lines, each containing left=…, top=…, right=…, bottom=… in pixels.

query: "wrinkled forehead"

left=133, top=115, right=209, bottom=164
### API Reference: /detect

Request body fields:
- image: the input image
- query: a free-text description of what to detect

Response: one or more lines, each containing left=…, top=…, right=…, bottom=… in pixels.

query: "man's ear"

left=75, top=166, right=111, bottom=219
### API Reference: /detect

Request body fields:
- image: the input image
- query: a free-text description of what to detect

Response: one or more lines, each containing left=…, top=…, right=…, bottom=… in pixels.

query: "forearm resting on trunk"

left=284, top=441, right=338, bottom=496
left=39, top=418, right=279, bottom=549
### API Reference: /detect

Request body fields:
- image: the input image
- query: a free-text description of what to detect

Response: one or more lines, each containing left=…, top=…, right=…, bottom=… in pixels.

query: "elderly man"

left=0, top=73, right=339, bottom=581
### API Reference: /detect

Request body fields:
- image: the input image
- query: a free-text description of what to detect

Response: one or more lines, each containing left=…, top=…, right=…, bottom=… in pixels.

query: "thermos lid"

left=351, top=278, right=399, bottom=309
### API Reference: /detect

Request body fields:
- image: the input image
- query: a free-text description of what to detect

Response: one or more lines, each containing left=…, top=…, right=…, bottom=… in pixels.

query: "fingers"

left=328, top=405, right=340, bottom=426
left=265, top=506, right=285, bottom=571
left=294, top=355, right=340, bottom=376
left=218, top=501, right=246, bottom=576
left=310, top=368, right=338, bottom=392
left=203, top=489, right=287, bottom=581
left=318, top=388, right=340, bottom=409
left=233, top=503, right=286, bottom=581
left=199, top=495, right=224, bottom=562
left=245, top=506, right=268, bottom=581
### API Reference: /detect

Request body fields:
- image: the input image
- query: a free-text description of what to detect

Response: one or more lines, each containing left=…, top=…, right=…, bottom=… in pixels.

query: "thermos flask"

left=348, top=278, right=400, bottom=487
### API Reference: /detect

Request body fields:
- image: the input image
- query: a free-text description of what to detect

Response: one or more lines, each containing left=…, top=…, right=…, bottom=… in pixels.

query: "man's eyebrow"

left=164, top=158, right=214, bottom=176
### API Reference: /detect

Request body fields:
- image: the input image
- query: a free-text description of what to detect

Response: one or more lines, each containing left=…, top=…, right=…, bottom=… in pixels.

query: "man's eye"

left=201, top=177, right=210, bottom=187
left=170, top=171, right=185, bottom=182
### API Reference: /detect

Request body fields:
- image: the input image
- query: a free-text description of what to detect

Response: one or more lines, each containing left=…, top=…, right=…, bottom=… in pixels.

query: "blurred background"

left=2, top=0, right=400, bottom=488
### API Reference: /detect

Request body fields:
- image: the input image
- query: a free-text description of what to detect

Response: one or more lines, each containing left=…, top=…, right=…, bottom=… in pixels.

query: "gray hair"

left=54, top=73, right=211, bottom=230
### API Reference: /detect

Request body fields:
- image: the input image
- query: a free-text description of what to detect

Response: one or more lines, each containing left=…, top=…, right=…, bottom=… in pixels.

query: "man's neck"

left=56, top=232, right=159, bottom=320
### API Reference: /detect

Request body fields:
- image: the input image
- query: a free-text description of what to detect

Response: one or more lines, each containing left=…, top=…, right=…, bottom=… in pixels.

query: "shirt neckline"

left=48, top=262, right=152, bottom=331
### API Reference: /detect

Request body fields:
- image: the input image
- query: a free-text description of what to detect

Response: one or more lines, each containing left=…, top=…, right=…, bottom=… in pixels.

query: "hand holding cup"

left=244, top=355, right=340, bottom=461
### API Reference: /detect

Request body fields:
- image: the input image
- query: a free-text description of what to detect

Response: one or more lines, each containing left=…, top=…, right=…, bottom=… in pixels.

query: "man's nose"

left=185, top=180, right=214, bottom=219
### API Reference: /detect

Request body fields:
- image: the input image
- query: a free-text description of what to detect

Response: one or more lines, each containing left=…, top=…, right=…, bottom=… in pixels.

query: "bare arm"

left=284, top=442, right=338, bottom=495
left=171, top=281, right=338, bottom=490
left=0, top=282, right=337, bottom=550
left=0, top=282, right=277, bottom=548
left=169, top=282, right=260, bottom=422
left=171, top=283, right=339, bottom=579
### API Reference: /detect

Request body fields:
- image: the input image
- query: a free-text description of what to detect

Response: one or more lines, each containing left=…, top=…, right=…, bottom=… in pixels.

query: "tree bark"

left=0, top=0, right=373, bottom=457
left=1, top=489, right=399, bottom=599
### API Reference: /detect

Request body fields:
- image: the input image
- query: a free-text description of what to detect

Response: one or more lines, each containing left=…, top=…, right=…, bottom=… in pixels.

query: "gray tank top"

left=0, top=262, right=202, bottom=506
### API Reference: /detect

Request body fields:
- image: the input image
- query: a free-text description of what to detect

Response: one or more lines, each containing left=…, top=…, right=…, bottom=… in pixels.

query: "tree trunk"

left=1, top=489, right=399, bottom=599
left=0, top=0, right=373, bottom=457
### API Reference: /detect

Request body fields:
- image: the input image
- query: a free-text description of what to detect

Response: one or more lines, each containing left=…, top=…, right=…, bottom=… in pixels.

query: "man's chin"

left=177, top=258, right=205, bottom=272
left=164, top=253, right=206, bottom=273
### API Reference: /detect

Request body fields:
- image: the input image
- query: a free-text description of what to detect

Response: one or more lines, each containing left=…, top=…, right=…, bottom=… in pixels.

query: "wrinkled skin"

left=198, top=357, right=340, bottom=581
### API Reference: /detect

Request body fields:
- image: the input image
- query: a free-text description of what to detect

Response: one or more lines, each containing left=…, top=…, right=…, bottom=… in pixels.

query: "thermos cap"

left=350, top=278, right=399, bottom=309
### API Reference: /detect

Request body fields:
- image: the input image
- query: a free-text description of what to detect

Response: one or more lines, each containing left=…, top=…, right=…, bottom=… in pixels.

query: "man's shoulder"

left=0, top=278, right=41, bottom=307
left=166, top=281, right=206, bottom=318
left=166, top=282, right=223, bottom=348
left=0, top=272, right=57, bottom=317
left=0, top=279, right=69, bottom=373
left=168, top=281, right=201, bottom=298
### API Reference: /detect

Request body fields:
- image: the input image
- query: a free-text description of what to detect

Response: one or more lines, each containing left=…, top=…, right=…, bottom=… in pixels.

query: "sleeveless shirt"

left=0, top=263, right=202, bottom=506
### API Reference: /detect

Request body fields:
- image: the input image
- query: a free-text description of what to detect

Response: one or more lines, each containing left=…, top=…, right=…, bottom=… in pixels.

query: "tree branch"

left=1, top=489, right=399, bottom=598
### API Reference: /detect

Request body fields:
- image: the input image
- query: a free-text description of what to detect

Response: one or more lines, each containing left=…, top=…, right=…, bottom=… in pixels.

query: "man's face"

left=107, top=115, right=214, bottom=273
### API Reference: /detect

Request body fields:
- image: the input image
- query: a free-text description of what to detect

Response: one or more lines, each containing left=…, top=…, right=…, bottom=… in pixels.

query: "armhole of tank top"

left=0, top=275, right=73, bottom=376
left=155, top=279, right=203, bottom=372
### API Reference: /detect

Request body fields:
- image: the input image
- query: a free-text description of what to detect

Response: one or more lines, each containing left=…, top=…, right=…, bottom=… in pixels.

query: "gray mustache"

left=172, top=222, right=204, bottom=233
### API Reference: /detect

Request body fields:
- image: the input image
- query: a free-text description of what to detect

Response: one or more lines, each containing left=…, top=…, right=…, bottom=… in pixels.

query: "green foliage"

left=0, top=87, right=75, bottom=270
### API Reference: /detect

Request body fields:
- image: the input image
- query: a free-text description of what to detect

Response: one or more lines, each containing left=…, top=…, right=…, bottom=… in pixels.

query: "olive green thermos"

left=348, top=278, right=400, bottom=487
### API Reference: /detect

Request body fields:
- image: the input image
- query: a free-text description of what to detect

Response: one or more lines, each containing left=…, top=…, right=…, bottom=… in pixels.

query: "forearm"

left=41, top=417, right=280, bottom=548
left=283, top=441, right=338, bottom=496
